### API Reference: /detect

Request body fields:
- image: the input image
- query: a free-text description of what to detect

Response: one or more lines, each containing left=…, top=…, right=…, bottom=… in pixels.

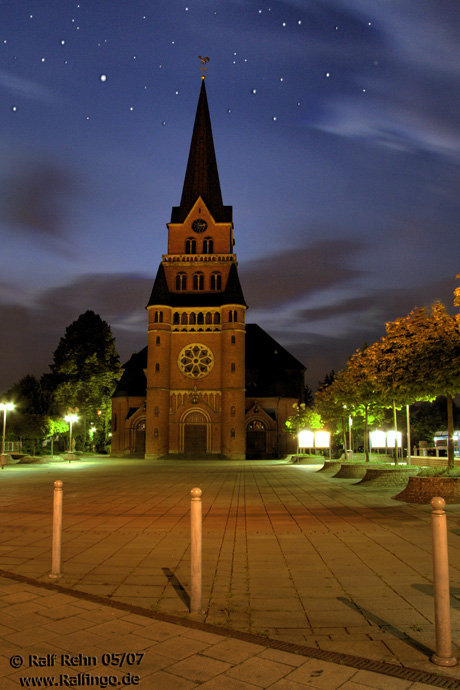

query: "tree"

left=365, top=303, right=460, bottom=469
left=328, top=350, right=387, bottom=462
left=47, top=311, right=121, bottom=450
left=285, top=403, right=323, bottom=453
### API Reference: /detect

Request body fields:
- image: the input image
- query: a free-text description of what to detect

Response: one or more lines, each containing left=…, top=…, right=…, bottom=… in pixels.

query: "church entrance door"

left=134, top=420, right=146, bottom=456
left=246, top=420, right=267, bottom=459
left=183, top=410, right=208, bottom=455
left=184, top=424, right=207, bottom=454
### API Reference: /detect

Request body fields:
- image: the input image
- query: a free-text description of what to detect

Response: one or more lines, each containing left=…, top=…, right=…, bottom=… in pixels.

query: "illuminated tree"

left=363, top=303, right=460, bottom=468
left=285, top=403, right=323, bottom=453
left=47, top=311, right=121, bottom=450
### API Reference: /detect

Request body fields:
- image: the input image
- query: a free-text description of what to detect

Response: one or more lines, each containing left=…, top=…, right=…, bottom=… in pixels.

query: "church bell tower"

left=144, top=76, right=247, bottom=459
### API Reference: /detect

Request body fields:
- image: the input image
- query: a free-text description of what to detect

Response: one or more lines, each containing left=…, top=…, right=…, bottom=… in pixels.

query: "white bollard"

left=49, top=480, right=63, bottom=579
left=190, top=487, right=202, bottom=613
left=430, top=496, right=457, bottom=666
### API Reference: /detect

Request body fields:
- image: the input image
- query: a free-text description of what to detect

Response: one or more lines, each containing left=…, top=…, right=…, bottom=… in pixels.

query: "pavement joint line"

left=0, top=568, right=459, bottom=689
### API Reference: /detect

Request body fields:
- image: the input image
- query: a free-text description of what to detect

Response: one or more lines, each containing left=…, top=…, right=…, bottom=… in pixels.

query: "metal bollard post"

left=49, top=480, right=63, bottom=580
left=190, top=487, right=202, bottom=614
left=430, top=497, right=457, bottom=666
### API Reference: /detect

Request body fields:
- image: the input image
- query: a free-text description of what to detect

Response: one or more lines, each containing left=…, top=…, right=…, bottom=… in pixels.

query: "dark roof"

left=147, top=261, right=247, bottom=308
left=147, top=263, right=171, bottom=307
left=171, top=80, right=232, bottom=224
left=112, top=348, right=147, bottom=398
left=245, top=324, right=306, bottom=399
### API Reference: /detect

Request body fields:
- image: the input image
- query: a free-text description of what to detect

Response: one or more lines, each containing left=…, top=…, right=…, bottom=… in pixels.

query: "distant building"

left=111, top=78, right=306, bottom=459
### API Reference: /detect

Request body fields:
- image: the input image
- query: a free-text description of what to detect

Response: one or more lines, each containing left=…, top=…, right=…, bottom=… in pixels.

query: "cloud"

left=0, top=273, right=152, bottom=394
left=239, top=237, right=366, bottom=309
left=0, top=158, right=81, bottom=251
left=0, top=70, right=64, bottom=104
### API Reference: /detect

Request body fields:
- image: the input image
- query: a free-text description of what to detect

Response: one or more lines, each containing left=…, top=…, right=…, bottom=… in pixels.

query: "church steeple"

left=171, top=80, right=232, bottom=224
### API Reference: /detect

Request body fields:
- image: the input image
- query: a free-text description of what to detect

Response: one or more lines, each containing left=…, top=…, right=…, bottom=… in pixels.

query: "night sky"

left=1, top=0, right=459, bottom=394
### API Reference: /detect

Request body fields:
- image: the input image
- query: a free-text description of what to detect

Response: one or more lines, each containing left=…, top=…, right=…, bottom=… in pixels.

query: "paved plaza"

left=0, top=456, right=460, bottom=688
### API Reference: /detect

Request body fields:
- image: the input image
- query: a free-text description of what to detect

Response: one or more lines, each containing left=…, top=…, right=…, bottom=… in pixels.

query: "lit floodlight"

left=386, top=430, right=402, bottom=448
left=0, top=402, right=15, bottom=461
left=298, top=430, right=314, bottom=448
left=314, top=431, right=330, bottom=448
left=370, top=430, right=386, bottom=448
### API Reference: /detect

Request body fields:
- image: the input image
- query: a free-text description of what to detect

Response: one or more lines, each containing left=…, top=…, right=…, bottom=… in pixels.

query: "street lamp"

left=0, top=402, right=15, bottom=469
left=64, top=414, right=78, bottom=463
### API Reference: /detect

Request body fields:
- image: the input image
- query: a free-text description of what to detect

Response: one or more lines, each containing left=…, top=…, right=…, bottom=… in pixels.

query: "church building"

left=111, top=76, right=306, bottom=459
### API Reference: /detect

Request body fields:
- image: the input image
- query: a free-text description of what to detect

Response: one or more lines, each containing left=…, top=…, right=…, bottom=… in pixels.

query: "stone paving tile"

left=225, top=657, right=298, bottom=687
left=167, top=654, right=232, bottom=683
left=283, top=659, right=359, bottom=688
left=197, top=676, right=261, bottom=690
left=148, top=635, right=212, bottom=660
left=140, top=669, right=198, bottom=689
left=201, top=638, right=265, bottom=664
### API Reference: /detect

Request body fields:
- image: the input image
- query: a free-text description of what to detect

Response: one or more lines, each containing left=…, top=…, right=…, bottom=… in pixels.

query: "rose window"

left=178, top=343, right=214, bottom=378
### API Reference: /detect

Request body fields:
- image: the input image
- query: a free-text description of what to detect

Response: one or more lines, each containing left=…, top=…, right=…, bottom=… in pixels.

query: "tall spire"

left=171, top=79, right=232, bottom=223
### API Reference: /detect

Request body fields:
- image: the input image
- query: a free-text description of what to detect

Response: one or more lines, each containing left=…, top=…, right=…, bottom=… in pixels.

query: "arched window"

left=203, top=237, right=213, bottom=254
left=154, top=311, right=163, bottom=323
left=214, top=313, right=220, bottom=324
left=231, top=335, right=235, bottom=344
left=197, top=312, right=204, bottom=325
left=193, top=272, right=204, bottom=290
left=155, top=363, right=160, bottom=373
left=156, top=336, right=160, bottom=345
left=205, top=312, right=213, bottom=324
left=181, top=312, right=188, bottom=325
left=229, top=309, right=237, bottom=322
left=231, top=428, right=236, bottom=438
left=210, top=272, right=221, bottom=290
left=185, top=238, right=196, bottom=254
left=154, top=406, right=159, bottom=416
left=230, top=406, right=236, bottom=416
left=231, top=363, right=236, bottom=372
left=189, top=312, right=196, bottom=325
left=176, top=272, right=187, bottom=290
left=173, top=313, right=180, bottom=325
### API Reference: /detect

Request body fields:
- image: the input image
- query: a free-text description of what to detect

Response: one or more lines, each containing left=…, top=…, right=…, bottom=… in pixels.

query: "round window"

left=178, top=343, right=214, bottom=378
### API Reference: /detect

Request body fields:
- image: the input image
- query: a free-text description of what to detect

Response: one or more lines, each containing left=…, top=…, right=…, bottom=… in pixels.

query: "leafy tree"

left=8, top=413, right=49, bottom=455
left=317, top=370, right=336, bottom=392
left=285, top=403, right=323, bottom=453
left=365, top=302, right=460, bottom=468
left=8, top=375, right=50, bottom=416
left=47, top=311, right=121, bottom=450
left=327, top=350, right=387, bottom=462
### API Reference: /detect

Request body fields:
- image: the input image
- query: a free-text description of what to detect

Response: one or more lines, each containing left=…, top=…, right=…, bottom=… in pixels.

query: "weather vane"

left=198, top=55, right=209, bottom=79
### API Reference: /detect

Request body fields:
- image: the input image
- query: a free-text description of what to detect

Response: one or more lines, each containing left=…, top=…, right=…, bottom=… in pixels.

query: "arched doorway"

left=183, top=410, right=208, bottom=454
left=246, top=420, right=266, bottom=459
left=134, top=419, right=146, bottom=456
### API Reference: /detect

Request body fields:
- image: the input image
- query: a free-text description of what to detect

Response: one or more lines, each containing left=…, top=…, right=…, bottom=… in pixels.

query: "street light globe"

left=0, top=402, right=14, bottom=412
left=64, top=414, right=79, bottom=424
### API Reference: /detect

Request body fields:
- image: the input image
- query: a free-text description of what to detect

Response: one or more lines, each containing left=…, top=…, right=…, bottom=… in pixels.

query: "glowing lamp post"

left=64, top=414, right=78, bottom=462
left=0, top=402, right=14, bottom=469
